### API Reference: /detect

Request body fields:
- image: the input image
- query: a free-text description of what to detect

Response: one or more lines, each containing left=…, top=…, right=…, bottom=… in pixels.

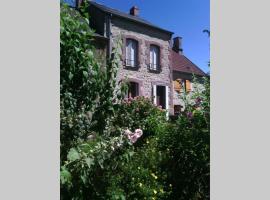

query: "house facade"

left=71, top=1, right=206, bottom=116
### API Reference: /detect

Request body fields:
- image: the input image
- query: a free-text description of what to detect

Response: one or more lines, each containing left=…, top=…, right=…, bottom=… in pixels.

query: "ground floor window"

left=174, top=105, right=182, bottom=116
left=156, top=85, right=166, bottom=109
left=152, top=84, right=169, bottom=110
left=127, top=81, right=139, bottom=98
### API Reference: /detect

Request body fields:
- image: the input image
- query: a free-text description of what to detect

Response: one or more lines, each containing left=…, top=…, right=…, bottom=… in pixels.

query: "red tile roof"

left=171, top=50, right=206, bottom=76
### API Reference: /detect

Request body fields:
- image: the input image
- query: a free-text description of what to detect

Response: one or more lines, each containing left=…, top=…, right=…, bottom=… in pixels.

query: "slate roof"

left=89, top=1, right=174, bottom=35
left=171, top=50, right=206, bottom=76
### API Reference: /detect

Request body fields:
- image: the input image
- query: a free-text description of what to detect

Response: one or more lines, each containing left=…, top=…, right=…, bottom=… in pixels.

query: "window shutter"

left=165, top=85, right=169, bottom=119
left=152, top=85, right=157, bottom=105
left=185, top=80, right=191, bottom=92
left=174, top=80, right=181, bottom=92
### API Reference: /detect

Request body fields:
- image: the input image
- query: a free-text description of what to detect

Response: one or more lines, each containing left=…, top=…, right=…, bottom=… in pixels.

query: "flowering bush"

left=104, top=136, right=171, bottom=200
left=112, top=96, right=167, bottom=139
left=124, top=128, right=143, bottom=143
left=60, top=2, right=209, bottom=199
left=158, top=76, right=210, bottom=200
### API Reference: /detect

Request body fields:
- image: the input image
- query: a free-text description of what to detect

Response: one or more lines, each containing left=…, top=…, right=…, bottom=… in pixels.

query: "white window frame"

left=150, top=45, right=159, bottom=70
left=126, top=39, right=138, bottom=67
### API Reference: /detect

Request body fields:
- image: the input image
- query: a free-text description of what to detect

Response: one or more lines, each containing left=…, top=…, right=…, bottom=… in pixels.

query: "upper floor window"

left=174, top=79, right=192, bottom=93
left=149, top=45, right=160, bottom=71
left=174, top=79, right=182, bottom=94
left=126, top=39, right=138, bottom=67
left=185, top=80, right=192, bottom=92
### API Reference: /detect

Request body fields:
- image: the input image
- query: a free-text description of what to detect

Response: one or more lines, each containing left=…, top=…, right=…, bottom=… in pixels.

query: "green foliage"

left=158, top=77, right=210, bottom=200
left=112, top=96, right=167, bottom=138
left=104, top=137, right=171, bottom=200
left=60, top=2, right=210, bottom=199
left=60, top=2, right=123, bottom=161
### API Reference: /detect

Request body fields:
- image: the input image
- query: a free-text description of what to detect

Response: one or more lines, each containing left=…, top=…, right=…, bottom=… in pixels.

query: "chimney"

left=173, top=36, right=183, bottom=54
left=130, top=6, right=139, bottom=16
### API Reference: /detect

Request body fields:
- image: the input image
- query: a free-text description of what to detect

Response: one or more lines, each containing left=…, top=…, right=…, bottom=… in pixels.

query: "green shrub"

left=112, top=96, right=167, bottom=138
left=158, top=77, right=210, bottom=200
left=60, top=1, right=210, bottom=199
left=104, top=137, right=171, bottom=200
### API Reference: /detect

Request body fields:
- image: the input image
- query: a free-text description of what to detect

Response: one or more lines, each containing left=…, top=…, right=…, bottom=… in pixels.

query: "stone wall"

left=110, top=17, right=173, bottom=114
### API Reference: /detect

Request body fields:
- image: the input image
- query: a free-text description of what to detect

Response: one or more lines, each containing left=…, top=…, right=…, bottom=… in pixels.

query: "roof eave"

left=173, top=70, right=206, bottom=77
left=89, top=2, right=174, bottom=35
left=111, top=14, right=174, bottom=35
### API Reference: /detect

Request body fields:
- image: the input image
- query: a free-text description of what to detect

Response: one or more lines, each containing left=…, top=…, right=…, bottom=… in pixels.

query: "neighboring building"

left=69, top=1, right=207, bottom=116
left=171, top=37, right=206, bottom=115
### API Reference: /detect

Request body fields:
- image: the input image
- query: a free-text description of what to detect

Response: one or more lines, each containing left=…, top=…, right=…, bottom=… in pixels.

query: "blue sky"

left=95, top=0, right=210, bottom=72
left=63, top=0, right=210, bottom=73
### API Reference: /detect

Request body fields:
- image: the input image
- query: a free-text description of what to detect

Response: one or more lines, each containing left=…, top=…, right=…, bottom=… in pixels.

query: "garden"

left=60, top=3, right=210, bottom=200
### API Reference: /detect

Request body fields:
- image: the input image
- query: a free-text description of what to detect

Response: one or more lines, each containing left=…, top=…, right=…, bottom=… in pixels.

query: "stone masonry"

left=110, top=17, right=173, bottom=114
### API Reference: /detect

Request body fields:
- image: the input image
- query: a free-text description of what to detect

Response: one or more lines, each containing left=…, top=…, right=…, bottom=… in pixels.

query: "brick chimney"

left=173, top=36, right=183, bottom=54
left=130, top=6, right=139, bottom=16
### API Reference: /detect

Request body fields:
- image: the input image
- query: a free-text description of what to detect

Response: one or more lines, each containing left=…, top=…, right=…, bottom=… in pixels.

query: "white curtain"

left=126, top=40, right=137, bottom=67
left=150, top=46, right=158, bottom=70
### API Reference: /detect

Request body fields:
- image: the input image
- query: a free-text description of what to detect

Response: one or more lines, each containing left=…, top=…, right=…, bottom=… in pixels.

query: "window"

left=127, top=82, right=139, bottom=98
left=174, top=79, right=192, bottom=93
left=149, top=45, right=160, bottom=71
left=174, top=79, right=182, bottom=93
left=185, top=80, right=192, bottom=92
left=174, top=105, right=183, bottom=116
left=126, top=39, right=138, bottom=67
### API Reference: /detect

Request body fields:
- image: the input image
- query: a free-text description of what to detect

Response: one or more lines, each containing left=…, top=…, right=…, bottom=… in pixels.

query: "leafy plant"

left=158, top=77, right=210, bottom=200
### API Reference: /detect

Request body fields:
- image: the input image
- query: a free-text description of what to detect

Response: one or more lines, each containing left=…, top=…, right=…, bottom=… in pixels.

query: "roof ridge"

left=89, top=1, right=174, bottom=35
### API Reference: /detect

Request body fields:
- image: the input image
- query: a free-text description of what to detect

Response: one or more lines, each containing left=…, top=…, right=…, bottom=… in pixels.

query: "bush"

left=158, top=77, right=210, bottom=200
left=60, top=1, right=210, bottom=199
left=112, top=96, right=167, bottom=138
left=104, top=137, right=171, bottom=200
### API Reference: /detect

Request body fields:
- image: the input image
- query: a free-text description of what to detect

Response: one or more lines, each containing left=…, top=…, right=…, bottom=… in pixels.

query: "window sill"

left=124, top=65, right=140, bottom=71
left=148, top=64, right=161, bottom=73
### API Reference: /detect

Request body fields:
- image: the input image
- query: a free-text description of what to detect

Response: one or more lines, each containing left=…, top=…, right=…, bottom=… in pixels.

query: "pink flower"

left=123, top=129, right=143, bottom=144
left=124, top=129, right=132, bottom=136
left=134, top=129, right=143, bottom=137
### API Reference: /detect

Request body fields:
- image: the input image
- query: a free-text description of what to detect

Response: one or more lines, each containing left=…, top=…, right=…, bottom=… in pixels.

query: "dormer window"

left=149, top=45, right=160, bottom=71
left=125, top=39, right=138, bottom=67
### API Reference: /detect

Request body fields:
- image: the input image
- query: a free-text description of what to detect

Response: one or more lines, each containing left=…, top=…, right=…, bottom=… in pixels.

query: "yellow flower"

left=151, top=173, right=158, bottom=179
left=138, top=167, right=141, bottom=170
left=146, top=140, right=149, bottom=144
left=153, top=189, right=157, bottom=194
left=139, top=183, right=143, bottom=187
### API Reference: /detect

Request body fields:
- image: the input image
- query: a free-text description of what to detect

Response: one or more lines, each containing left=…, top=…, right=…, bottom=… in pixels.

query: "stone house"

left=72, top=1, right=206, bottom=116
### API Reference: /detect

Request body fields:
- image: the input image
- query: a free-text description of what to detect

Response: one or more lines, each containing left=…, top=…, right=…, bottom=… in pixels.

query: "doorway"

left=156, top=85, right=166, bottom=109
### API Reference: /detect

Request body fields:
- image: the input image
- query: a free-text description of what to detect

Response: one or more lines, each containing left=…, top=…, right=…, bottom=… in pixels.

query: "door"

left=152, top=85, right=169, bottom=111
